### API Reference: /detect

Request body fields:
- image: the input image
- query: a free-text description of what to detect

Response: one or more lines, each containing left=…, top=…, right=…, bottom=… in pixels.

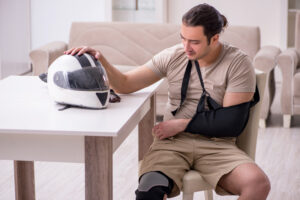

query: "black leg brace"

left=135, top=171, right=173, bottom=200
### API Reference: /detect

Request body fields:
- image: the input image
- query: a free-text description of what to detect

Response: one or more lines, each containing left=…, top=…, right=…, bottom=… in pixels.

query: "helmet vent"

left=96, top=92, right=108, bottom=106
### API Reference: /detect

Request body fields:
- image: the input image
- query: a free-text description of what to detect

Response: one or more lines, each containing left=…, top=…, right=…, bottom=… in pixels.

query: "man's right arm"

left=65, top=46, right=161, bottom=94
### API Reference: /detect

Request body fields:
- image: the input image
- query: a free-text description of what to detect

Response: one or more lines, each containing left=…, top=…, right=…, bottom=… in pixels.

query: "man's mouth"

left=186, top=52, right=195, bottom=56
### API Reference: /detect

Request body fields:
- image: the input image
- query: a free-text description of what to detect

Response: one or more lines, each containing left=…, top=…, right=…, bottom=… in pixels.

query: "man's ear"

left=210, top=34, right=220, bottom=45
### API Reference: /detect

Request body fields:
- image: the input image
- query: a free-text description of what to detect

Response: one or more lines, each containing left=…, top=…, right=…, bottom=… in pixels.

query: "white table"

left=0, top=76, right=161, bottom=200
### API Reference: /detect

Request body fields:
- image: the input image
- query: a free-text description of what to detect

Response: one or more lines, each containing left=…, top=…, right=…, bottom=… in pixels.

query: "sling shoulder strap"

left=172, top=60, right=216, bottom=115
left=194, top=61, right=222, bottom=111
left=171, top=60, right=192, bottom=115
left=172, top=60, right=212, bottom=115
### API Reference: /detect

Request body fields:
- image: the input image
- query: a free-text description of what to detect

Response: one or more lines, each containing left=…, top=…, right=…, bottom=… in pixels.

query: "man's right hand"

left=64, top=46, right=102, bottom=60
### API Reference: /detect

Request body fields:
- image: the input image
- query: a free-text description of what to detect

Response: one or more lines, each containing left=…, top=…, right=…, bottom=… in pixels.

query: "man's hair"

left=182, top=3, right=228, bottom=44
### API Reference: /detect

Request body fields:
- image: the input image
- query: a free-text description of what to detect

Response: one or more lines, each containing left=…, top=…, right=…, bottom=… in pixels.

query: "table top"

left=0, top=76, right=162, bottom=137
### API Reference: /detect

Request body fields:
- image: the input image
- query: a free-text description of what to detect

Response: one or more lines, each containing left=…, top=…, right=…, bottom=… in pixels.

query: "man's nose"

left=185, top=43, right=193, bottom=52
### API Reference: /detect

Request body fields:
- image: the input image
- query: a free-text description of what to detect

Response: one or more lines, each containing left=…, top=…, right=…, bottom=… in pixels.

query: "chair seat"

left=182, top=170, right=213, bottom=194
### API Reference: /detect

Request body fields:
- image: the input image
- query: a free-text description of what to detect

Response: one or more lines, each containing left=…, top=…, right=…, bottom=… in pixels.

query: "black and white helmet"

left=47, top=53, right=110, bottom=109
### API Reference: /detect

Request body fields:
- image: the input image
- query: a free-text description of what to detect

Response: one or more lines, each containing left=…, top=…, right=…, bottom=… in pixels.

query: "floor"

left=0, top=80, right=299, bottom=200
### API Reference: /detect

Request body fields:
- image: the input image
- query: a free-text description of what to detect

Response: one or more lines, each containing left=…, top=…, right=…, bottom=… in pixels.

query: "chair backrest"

left=69, top=22, right=181, bottom=66
left=220, top=26, right=261, bottom=60
left=236, top=70, right=266, bottom=160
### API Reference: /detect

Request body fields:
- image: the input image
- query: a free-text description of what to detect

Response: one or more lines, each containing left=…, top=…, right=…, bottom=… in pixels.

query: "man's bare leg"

left=218, top=163, right=270, bottom=200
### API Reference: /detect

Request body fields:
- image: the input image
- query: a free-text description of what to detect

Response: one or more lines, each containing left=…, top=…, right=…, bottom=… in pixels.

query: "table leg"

left=138, top=94, right=156, bottom=161
left=85, top=136, right=113, bottom=200
left=13, top=161, right=35, bottom=200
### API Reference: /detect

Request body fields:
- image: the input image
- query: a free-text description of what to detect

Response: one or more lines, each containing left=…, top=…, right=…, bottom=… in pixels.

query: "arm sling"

left=171, top=60, right=260, bottom=138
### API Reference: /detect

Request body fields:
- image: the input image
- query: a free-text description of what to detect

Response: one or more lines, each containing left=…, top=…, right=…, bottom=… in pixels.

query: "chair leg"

left=283, top=114, right=291, bottom=128
left=182, top=192, right=194, bottom=200
left=204, top=190, right=213, bottom=200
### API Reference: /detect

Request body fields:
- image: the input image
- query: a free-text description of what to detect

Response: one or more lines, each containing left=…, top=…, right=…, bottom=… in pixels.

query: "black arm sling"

left=171, top=60, right=260, bottom=138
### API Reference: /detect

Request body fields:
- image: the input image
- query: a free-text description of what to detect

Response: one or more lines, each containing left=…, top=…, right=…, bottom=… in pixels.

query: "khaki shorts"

left=139, top=132, right=254, bottom=197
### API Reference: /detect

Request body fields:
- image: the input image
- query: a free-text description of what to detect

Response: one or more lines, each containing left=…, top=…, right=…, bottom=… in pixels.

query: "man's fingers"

left=153, top=128, right=162, bottom=138
left=64, top=48, right=75, bottom=55
left=95, top=51, right=101, bottom=59
left=70, top=47, right=83, bottom=55
left=64, top=47, right=101, bottom=60
left=152, top=126, right=158, bottom=134
left=77, top=47, right=88, bottom=55
left=153, top=124, right=166, bottom=139
left=153, top=123, right=161, bottom=130
left=154, top=129, right=166, bottom=140
left=70, top=48, right=78, bottom=55
left=159, top=134, right=166, bottom=140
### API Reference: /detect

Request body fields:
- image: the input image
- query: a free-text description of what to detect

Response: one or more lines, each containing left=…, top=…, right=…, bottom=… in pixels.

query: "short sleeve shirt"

left=145, top=43, right=256, bottom=121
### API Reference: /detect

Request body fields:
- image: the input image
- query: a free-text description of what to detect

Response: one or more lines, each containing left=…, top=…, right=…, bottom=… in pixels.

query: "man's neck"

left=198, top=43, right=222, bottom=67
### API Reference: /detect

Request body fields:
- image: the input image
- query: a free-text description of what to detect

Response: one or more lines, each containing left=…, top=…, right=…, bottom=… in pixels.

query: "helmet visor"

left=53, top=67, right=109, bottom=91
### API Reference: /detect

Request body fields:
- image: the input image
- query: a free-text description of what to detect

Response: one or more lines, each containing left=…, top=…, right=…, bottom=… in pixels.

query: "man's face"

left=180, top=24, right=211, bottom=60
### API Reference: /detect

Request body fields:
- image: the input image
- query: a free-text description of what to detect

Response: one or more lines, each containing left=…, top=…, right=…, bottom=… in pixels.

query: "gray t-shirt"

left=145, top=43, right=256, bottom=121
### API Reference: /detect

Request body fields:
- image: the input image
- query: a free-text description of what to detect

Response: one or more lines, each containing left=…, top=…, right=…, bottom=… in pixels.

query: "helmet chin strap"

left=39, top=73, right=48, bottom=83
left=58, top=105, right=72, bottom=111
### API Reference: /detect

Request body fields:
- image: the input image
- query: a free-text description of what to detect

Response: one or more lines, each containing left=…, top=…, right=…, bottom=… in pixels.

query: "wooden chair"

left=181, top=70, right=267, bottom=200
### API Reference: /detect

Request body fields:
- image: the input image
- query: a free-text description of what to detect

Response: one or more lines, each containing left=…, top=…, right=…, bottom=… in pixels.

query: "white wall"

left=167, top=0, right=287, bottom=49
left=0, top=0, right=31, bottom=78
left=31, top=0, right=108, bottom=49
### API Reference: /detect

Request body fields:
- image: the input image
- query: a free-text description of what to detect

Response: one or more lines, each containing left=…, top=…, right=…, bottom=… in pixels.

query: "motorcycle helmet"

left=47, top=53, right=110, bottom=109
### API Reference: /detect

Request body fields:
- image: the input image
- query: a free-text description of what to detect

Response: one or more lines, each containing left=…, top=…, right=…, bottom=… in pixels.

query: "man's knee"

left=242, top=171, right=271, bottom=198
left=254, top=174, right=271, bottom=195
left=135, top=171, right=173, bottom=200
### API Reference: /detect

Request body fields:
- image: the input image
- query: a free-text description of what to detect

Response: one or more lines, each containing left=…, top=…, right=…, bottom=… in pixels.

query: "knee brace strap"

left=138, top=171, right=169, bottom=192
left=136, top=171, right=173, bottom=200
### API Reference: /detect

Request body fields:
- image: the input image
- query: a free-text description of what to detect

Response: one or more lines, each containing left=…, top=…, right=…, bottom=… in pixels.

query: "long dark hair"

left=182, top=3, right=228, bottom=44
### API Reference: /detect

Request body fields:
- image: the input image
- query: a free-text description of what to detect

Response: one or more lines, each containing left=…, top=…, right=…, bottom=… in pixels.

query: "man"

left=65, top=3, right=270, bottom=200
